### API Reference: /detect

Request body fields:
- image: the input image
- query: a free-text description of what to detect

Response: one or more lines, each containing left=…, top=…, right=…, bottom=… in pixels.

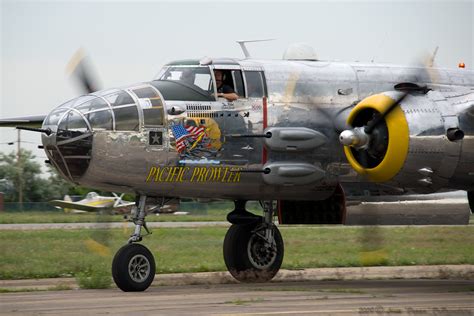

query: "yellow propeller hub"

left=343, top=93, right=410, bottom=182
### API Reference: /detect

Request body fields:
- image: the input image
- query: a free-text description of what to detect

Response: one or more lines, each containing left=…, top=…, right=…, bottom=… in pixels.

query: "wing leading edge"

left=0, top=115, right=47, bottom=128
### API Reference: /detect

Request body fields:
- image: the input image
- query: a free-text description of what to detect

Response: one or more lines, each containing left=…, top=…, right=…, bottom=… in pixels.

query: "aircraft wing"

left=50, top=200, right=135, bottom=212
left=0, top=115, right=47, bottom=127
left=50, top=200, right=106, bottom=212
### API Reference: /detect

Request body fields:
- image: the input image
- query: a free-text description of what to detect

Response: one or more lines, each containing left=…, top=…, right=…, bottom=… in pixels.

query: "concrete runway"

left=1, top=280, right=473, bottom=315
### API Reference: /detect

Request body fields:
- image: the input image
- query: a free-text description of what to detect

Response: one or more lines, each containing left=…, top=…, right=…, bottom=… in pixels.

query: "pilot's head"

left=214, top=70, right=224, bottom=88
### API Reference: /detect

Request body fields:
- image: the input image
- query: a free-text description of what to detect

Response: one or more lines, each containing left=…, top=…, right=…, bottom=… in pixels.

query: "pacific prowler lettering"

left=145, top=166, right=242, bottom=183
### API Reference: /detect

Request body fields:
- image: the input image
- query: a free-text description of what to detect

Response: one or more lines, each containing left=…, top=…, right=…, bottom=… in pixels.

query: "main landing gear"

left=224, top=200, right=284, bottom=282
left=111, top=197, right=284, bottom=291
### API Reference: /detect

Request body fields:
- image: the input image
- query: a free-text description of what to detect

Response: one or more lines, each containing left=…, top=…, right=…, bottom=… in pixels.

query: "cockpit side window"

left=232, top=70, right=244, bottom=97
left=213, top=69, right=243, bottom=100
left=132, top=87, right=164, bottom=127
left=244, top=71, right=266, bottom=98
left=105, top=91, right=139, bottom=131
left=159, top=66, right=213, bottom=93
left=154, top=66, right=215, bottom=101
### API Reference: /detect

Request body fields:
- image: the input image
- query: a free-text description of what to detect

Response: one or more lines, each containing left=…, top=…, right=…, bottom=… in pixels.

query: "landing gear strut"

left=112, top=195, right=156, bottom=292
left=223, top=200, right=284, bottom=283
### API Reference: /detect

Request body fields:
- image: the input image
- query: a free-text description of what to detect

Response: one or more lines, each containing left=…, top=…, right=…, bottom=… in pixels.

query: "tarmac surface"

left=1, top=279, right=473, bottom=315
left=1, top=266, right=474, bottom=315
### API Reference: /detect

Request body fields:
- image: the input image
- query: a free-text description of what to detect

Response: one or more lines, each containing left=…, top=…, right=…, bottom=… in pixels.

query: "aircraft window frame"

left=57, top=108, right=92, bottom=133
left=130, top=85, right=165, bottom=127
left=157, top=66, right=213, bottom=94
left=243, top=71, right=267, bottom=99
left=44, top=108, right=68, bottom=126
left=211, top=65, right=245, bottom=100
left=104, top=91, right=136, bottom=108
left=94, top=95, right=117, bottom=131
left=231, top=70, right=245, bottom=97
left=57, top=98, right=77, bottom=109
left=76, top=97, right=110, bottom=113
left=93, top=88, right=120, bottom=97
left=71, top=95, right=97, bottom=108
left=102, top=90, right=141, bottom=132
left=85, top=107, right=114, bottom=131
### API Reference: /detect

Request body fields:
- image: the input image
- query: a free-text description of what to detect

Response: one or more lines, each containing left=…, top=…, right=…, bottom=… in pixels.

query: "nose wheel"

left=112, top=243, right=156, bottom=292
left=223, top=201, right=284, bottom=282
left=112, top=195, right=156, bottom=292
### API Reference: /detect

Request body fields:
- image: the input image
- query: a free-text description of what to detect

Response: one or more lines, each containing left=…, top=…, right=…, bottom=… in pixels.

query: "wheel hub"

left=128, top=254, right=151, bottom=283
left=247, top=233, right=276, bottom=269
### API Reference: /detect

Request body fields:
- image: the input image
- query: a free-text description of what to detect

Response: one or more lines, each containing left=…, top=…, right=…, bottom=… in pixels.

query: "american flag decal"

left=186, top=125, right=205, bottom=139
left=171, top=124, right=206, bottom=152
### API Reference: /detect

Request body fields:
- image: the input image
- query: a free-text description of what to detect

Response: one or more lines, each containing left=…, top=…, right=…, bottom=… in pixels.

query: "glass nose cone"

left=42, top=96, right=95, bottom=182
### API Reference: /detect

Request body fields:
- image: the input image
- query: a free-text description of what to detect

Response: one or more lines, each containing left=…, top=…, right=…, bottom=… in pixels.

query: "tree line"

left=0, top=150, right=129, bottom=202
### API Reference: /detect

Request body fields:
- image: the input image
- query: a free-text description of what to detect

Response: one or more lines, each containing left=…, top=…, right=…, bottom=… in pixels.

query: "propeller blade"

left=112, top=193, right=126, bottom=207
left=358, top=150, right=370, bottom=169
left=364, top=92, right=407, bottom=134
left=66, top=48, right=101, bottom=94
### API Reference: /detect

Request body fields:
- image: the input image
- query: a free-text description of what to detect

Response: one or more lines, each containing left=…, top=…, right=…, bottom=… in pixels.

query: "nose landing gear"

left=223, top=201, right=284, bottom=283
left=112, top=243, right=156, bottom=291
left=112, top=195, right=156, bottom=292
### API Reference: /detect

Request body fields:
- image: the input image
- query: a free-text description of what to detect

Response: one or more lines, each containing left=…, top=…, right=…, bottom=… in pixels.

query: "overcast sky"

left=1, top=0, right=473, bottom=173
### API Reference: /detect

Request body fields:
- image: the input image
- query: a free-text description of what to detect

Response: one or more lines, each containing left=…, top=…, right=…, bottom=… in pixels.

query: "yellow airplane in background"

left=50, top=192, right=135, bottom=213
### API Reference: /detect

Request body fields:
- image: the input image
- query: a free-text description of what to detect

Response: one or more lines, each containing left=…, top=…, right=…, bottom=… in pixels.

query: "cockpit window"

left=44, top=108, right=68, bottom=126
left=104, top=91, right=139, bottom=131
left=244, top=71, right=266, bottom=98
left=105, top=91, right=135, bottom=107
left=131, top=87, right=164, bottom=126
left=158, top=66, right=213, bottom=92
left=58, top=110, right=90, bottom=133
left=153, top=66, right=214, bottom=101
left=77, top=98, right=113, bottom=131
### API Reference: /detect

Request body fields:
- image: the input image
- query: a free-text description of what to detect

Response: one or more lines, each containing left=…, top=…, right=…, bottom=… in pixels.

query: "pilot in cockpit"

left=214, top=70, right=239, bottom=102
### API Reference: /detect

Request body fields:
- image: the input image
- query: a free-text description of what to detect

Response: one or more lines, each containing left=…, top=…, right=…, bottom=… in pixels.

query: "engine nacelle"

left=342, top=90, right=473, bottom=192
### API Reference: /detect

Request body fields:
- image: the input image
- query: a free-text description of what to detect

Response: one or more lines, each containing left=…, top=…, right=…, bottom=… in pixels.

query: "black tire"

left=468, top=191, right=474, bottom=213
left=223, top=223, right=284, bottom=283
left=112, top=243, right=156, bottom=292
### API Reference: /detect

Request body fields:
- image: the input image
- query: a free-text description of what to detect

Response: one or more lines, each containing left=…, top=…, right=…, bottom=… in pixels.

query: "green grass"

left=0, top=211, right=227, bottom=224
left=0, top=226, right=473, bottom=280
left=0, top=202, right=263, bottom=223
left=1, top=207, right=470, bottom=225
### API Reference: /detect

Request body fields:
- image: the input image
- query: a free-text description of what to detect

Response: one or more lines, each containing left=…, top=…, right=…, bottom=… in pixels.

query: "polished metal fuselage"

left=48, top=59, right=474, bottom=200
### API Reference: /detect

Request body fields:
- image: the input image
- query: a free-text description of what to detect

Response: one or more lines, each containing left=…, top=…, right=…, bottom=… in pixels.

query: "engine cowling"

left=341, top=90, right=470, bottom=191
left=342, top=92, right=409, bottom=182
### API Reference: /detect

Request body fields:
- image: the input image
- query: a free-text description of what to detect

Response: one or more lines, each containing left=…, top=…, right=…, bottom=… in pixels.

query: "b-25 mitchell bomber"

left=1, top=43, right=473, bottom=291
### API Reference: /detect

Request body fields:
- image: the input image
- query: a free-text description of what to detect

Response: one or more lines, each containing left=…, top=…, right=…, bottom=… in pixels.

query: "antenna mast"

left=236, top=39, right=275, bottom=58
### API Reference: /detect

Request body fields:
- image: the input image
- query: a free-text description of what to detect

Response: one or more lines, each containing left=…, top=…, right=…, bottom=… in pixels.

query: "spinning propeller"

left=66, top=48, right=102, bottom=94
left=336, top=53, right=442, bottom=265
left=337, top=54, right=439, bottom=183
